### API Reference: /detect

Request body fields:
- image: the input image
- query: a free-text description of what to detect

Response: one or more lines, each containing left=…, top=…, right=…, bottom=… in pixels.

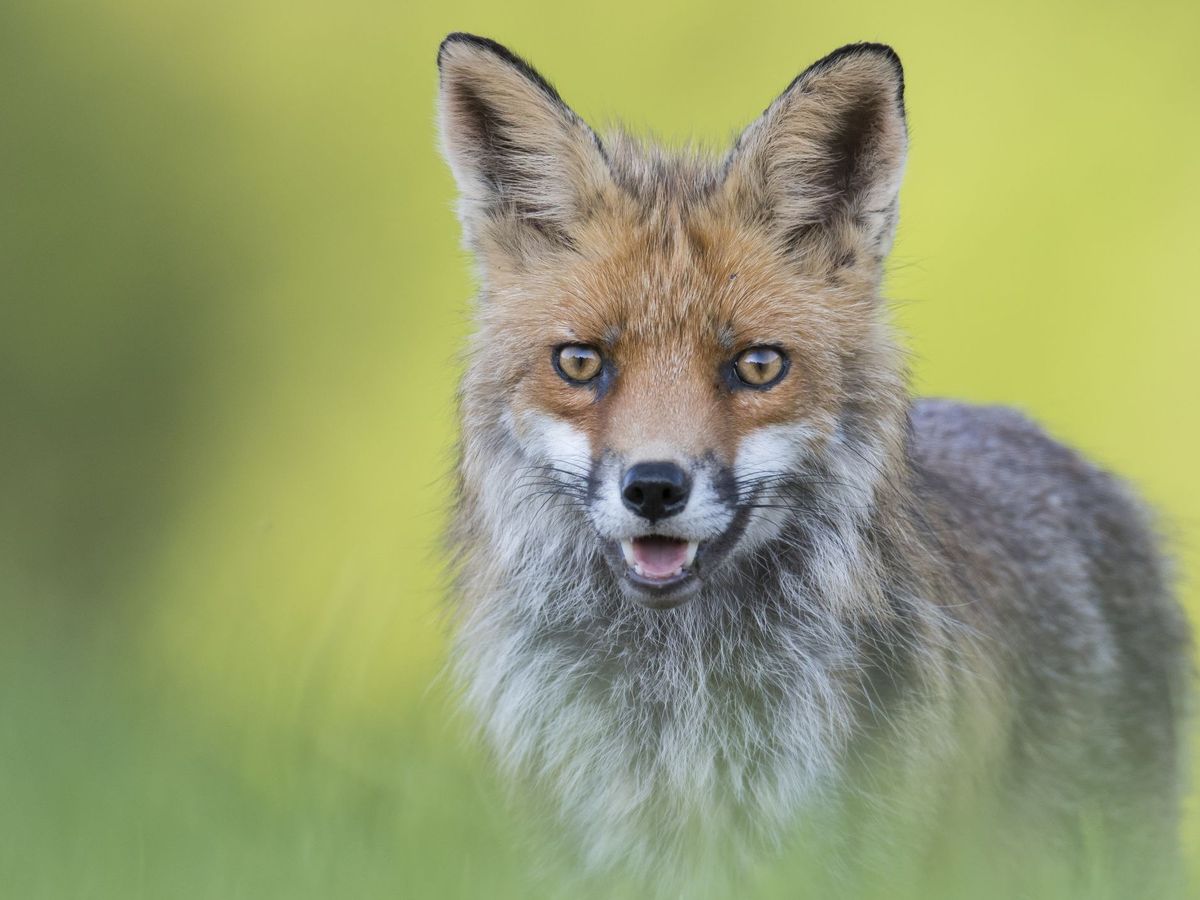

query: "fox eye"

left=554, top=344, right=604, bottom=384
left=732, top=346, right=788, bottom=389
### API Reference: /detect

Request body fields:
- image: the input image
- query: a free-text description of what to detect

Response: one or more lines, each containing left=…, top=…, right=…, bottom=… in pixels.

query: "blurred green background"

left=2, top=1, right=1197, bottom=897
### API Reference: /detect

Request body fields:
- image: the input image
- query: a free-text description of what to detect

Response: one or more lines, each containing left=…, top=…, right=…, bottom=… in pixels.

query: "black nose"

left=621, top=461, right=691, bottom=521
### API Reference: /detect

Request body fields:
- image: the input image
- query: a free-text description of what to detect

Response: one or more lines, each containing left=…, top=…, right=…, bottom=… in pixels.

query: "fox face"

left=439, top=35, right=909, bottom=609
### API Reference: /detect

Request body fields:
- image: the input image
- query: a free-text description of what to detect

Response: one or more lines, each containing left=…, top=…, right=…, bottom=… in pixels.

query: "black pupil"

left=564, top=348, right=596, bottom=379
left=742, top=350, right=777, bottom=381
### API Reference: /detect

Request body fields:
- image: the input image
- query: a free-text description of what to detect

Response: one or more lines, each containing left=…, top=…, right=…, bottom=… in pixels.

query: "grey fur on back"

left=910, top=400, right=1190, bottom=832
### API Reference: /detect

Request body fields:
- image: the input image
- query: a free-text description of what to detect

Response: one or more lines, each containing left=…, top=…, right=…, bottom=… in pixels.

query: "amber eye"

left=733, top=346, right=788, bottom=388
left=554, top=344, right=604, bottom=384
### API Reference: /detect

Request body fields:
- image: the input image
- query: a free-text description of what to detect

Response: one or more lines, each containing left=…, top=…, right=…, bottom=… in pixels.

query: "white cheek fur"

left=519, top=411, right=592, bottom=471
left=734, top=423, right=819, bottom=482
left=734, top=423, right=822, bottom=548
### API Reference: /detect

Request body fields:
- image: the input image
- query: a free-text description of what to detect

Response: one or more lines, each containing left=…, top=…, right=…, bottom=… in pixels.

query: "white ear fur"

left=437, top=33, right=612, bottom=250
left=724, top=43, right=908, bottom=266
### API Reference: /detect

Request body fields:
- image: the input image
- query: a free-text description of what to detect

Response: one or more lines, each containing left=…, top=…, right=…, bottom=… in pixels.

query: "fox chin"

left=435, top=33, right=1192, bottom=897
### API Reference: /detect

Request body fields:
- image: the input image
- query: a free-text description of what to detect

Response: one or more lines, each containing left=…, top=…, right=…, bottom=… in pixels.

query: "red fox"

left=436, top=33, right=1192, bottom=898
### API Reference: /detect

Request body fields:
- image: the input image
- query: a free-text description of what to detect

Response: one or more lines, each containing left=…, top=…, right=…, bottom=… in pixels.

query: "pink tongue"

left=632, top=537, right=688, bottom=578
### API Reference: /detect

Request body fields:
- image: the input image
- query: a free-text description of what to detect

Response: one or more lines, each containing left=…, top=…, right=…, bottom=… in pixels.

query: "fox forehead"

left=483, top=159, right=872, bottom=338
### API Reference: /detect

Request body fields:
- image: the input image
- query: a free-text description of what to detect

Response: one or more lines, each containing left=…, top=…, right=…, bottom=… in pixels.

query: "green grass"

left=2, top=612, right=1194, bottom=899
left=0, top=615, right=534, bottom=900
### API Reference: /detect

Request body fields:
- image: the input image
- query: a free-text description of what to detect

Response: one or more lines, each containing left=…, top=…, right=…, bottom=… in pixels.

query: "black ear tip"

left=852, top=42, right=902, bottom=68
left=806, top=42, right=905, bottom=104
left=817, top=42, right=903, bottom=73
left=437, top=32, right=498, bottom=68
left=436, top=33, right=567, bottom=108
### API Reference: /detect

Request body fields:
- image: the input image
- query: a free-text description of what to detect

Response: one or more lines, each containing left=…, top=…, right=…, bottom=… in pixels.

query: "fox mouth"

left=615, top=536, right=703, bottom=607
left=621, top=536, right=699, bottom=581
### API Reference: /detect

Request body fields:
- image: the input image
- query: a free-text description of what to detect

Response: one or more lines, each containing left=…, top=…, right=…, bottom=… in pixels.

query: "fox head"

left=439, top=35, right=910, bottom=610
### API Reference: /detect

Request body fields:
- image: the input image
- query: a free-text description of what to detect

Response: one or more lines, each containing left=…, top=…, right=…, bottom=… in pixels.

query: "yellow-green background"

left=2, top=1, right=1197, bottom=897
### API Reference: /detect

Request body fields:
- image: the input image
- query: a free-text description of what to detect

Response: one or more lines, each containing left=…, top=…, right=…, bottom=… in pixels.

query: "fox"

left=435, top=33, right=1192, bottom=898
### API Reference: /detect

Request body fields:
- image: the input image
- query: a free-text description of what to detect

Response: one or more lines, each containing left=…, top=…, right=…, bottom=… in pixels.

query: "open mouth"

left=619, top=536, right=700, bottom=594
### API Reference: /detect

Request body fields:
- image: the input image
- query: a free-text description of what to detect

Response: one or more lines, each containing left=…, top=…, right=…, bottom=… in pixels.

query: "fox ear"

left=437, top=33, right=611, bottom=253
left=724, top=43, right=908, bottom=271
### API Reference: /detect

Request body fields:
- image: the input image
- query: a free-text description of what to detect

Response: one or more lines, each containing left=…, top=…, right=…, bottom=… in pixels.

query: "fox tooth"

left=621, top=539, right=636, bottom=567
left=685, top=541, right=699, bottom=568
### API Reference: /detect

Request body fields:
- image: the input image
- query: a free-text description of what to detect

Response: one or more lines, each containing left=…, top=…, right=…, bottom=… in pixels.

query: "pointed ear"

left=724, top=43, right=908, bottom=271
left=437, top=33, right=612, bottom=254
